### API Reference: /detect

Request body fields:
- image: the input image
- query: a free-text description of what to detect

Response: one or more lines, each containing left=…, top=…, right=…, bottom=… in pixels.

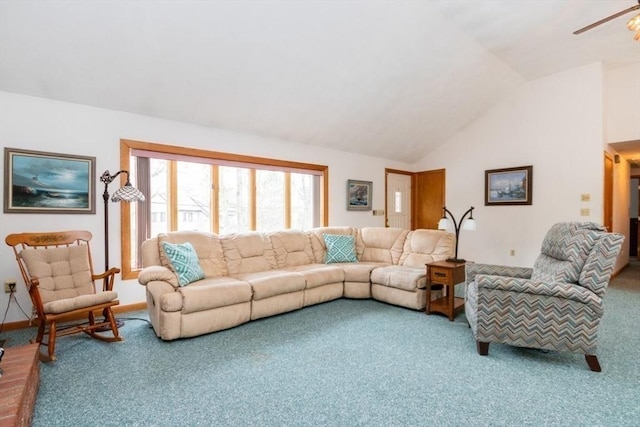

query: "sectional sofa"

left=138, top=226, right=455, bottom=340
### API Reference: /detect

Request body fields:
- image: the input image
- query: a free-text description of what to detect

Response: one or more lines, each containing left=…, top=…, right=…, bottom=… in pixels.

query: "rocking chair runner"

left=5, top=230, right=123, bottom=361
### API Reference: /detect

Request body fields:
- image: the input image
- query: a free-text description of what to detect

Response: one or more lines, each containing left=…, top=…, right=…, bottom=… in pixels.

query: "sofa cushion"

left=323, top=234, right=357, bottom=263
left=233, top=270, right=306, bottom=300
left=285, top=264, right=346, bottom=289
left=179, top=278, right=252, bottom=314
left=270, top=230, right=315, bottom=268
left=359, top=227, right=408, bottom=264
left=338, top=262, right=385, bottom=282
left=221, top=232, right=278, bottom=275
left=309, top=227, right=362, bottom=263
left=157, top=231, right=228, bottom=278
left=370, top=265, right=426, bottom=291
left=399, top=230, right=455, bottom=268
left=161, top=241, right=206, bottom=286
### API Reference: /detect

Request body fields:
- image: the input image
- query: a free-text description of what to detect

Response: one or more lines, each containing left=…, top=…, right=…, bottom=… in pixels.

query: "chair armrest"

left=476, top=274, right=601, bottom=308
left=138, top=266, right=179, bottom=288
left=93, top=267, right=120, bottom=291
left=466, top=262, right=532, bottom=284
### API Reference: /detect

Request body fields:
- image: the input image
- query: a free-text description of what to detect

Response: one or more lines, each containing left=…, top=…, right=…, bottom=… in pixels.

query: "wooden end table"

left=425, top=260, right=466, bottom=321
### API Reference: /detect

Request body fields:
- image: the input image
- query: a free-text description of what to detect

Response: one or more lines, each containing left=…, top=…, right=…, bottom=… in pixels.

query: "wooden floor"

left=0, top=343, right=40, bottom=427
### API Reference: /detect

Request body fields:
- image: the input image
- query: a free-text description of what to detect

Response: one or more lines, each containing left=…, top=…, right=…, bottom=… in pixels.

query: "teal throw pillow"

left=323, top=234, right=357, bottom=263
left=161, top=241, right=205, bottom=286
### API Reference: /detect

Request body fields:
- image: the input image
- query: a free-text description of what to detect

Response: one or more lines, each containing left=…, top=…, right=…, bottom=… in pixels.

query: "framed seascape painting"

left=485, top=165, right=533, bottom=206
left=4, top=148, right=96, bottom=214
left=347, top=179, right=372, bottom=211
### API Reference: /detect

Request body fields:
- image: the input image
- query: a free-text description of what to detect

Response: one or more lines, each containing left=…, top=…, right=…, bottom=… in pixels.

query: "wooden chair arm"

left=93, top=267, right=120, bottom=292
left=27, top=277, right=46, bottom=318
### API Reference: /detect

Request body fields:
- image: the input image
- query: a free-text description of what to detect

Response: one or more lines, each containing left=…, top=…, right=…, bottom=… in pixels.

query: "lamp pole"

left=100, top=170, right=129, bottom=271
left=441, top=206, right=475, bottom=263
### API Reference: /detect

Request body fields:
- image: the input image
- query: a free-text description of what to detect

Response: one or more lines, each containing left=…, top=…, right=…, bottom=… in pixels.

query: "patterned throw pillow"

left=323, top=234, right=357, bottom=263
left=161, top=241, right=205, bottom=286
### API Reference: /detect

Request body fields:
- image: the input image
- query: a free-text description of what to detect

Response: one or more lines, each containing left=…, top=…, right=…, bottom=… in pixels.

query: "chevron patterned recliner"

left=464, top=222, right=624, bottom=372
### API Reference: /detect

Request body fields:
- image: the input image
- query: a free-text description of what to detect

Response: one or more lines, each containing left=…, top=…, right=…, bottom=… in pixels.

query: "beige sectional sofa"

left=138, top=226, right=454, bottom=340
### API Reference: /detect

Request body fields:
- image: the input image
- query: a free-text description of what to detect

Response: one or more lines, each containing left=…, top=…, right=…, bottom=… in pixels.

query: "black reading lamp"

left=437, top=206, right=476, bottom=263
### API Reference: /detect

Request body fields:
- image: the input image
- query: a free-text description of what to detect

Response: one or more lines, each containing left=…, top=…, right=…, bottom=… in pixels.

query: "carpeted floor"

left=2, top=268, right=639, bottom=426
left=609, top=258, right=640, bottom=291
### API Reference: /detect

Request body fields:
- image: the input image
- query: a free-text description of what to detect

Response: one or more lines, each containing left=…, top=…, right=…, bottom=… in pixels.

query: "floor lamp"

left=437, top=206, right=476, bottom=263
left=100, top=169, right=146, bottom=271
left=100, top=170, right=145, bottom=328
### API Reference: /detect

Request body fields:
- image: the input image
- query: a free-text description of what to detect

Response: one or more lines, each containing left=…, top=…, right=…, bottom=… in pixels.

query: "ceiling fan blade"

left=573, top=3, right=640, bottom=35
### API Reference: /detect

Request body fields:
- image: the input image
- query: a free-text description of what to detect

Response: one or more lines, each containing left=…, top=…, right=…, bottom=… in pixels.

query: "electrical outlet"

left=580, top=208, right=590, bottom=216
left=580, top=194, right=591, bottom=202
left=510, top=249, right=515, bottom=256
left=4, top=281, right=16, bottom=293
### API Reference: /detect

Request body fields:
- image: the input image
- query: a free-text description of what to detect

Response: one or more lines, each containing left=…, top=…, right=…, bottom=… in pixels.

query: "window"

left=118, top=139, right=328, bottom=279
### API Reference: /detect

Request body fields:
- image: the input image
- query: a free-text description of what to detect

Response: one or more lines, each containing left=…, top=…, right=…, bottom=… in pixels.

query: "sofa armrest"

left=475, top=275, right=601, bottom=309
left=138, top=265, right=179, bottom=288
left=465, top=262, right=532, bottom=284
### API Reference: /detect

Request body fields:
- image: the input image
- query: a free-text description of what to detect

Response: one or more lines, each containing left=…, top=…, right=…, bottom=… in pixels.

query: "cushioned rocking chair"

left=5, top=230, right=123, bottom=361
left=464, top=222, right=624, bottom=372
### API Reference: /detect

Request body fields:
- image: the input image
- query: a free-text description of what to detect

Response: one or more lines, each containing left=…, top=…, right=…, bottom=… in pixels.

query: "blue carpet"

left=3, top=286, right=639, bottom=426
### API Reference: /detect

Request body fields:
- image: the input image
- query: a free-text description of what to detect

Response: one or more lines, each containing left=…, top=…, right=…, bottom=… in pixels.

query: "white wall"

left=0, top=91, right=412, bottom=323
left=606, top=63, right=640, bottom=143
left=414, top=62, right=625, bottom=268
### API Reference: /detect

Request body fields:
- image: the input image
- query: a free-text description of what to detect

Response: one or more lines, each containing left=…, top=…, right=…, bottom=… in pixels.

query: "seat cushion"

left=370, top=265, right=426, bottom=291
left=233, top=271, right=306, bottom=300
left=285, top=264, right=345, bottom=289
left=179, top=278, right=252, bottom=314
left=44, top=291, right=118, bottom=315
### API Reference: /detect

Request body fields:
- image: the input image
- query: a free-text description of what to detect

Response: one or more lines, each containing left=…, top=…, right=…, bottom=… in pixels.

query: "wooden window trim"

left=119, top=139, right=329, bottom=280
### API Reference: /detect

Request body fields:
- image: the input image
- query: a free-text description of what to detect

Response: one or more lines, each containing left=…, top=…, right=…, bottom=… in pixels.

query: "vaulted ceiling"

left=1, top=1, right=639, bottom=163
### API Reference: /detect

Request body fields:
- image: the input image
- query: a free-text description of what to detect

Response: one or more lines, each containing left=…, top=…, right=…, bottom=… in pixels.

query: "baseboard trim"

left=0, top=302, right=148, bottom=331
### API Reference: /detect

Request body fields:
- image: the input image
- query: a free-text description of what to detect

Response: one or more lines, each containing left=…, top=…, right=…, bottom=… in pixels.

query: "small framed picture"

left=485, top=165, right=533, bottom=206
left=347, top=179, right=372, bottom=211
left=4, top=147, right=96, bottom=214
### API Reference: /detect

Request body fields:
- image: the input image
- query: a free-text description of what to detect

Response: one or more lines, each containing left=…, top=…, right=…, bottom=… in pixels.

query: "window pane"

left=177, top=161, right=211, bottom=232
left=291, top=173, right=313, bottom=230
left=219, top=166, right=250, bottom=234
left=256, top=170, right=285, bottom=231
left=150, top=158, right=168, bottom=237
left=395, top=191, right=402, bottom=213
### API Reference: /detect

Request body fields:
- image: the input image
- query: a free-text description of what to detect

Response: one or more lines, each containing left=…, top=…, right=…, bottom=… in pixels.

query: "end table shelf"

left=425, top=260, right=466, bottom=321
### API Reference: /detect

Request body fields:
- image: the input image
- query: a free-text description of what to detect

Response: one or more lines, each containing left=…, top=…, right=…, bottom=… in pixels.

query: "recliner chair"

left=464, top=222, right=624, bottom=372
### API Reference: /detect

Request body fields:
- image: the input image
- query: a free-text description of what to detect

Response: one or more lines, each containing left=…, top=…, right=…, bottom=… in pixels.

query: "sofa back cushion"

left=309, top=227, right=361, bottom=263
left=398, top=230, right=455, bottom=268
left=269, top=230, right=315, bottom=268
left=158, top=231, right=228, bottom=278
left=359, top=227, right=408, bottom=264
left=221, top=232, right=278, bottom=275
left=531, top=222, right=606, bottom=284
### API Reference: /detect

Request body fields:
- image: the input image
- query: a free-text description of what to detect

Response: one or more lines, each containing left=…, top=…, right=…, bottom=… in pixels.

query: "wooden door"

left=385, top=170, right=412, bottom=229
left=603, top=153, right=613, bottom=232
left=414, top=169, right=445, bottom=229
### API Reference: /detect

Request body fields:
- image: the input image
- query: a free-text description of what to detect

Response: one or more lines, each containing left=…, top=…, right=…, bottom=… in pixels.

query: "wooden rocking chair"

left=5, top=230, right=123, bottom=361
